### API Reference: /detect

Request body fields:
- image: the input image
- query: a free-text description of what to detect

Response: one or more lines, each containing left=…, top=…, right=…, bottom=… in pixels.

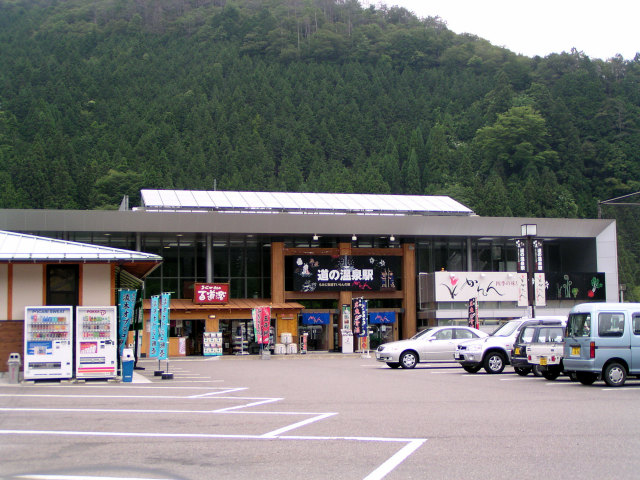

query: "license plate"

left=571, top=346, right=580, bottom=356
left=514, top=347, right=520, bottom=355
left=540, top=357, right=547, bottom=366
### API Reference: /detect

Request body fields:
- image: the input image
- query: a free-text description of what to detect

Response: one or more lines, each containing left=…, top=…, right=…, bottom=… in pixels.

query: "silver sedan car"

left=376, top=326, right=489, bottom=369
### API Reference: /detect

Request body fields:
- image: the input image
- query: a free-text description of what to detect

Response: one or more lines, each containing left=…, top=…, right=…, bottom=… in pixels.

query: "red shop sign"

left=194, top=283, right=230, bottom=304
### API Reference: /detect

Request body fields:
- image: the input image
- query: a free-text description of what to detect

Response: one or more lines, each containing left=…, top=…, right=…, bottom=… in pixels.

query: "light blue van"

left=563, top=302, right=640, bottom=387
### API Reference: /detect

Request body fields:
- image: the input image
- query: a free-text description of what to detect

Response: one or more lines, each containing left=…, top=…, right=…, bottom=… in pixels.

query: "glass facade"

left=416, top=238, right=519, bottom=273
left=142, top=234, right=271, bottom=299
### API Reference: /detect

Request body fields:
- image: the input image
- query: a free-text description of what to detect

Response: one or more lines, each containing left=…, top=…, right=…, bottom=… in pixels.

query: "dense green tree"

left=0, top=0, right=639, bottom=290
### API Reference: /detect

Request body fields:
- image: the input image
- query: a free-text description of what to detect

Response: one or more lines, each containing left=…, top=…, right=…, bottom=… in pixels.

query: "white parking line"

left=261, top=412, right=337, bottom=437
left=212, top=397, right=283, bottom=412
left=1, top=429, right=427, bottom=480
left=188, top=387, right=247, bottom=398
left=363, top=439, right=427, bottom=480
left=16, top=475, right=176, bottom=480
left=0, top=386, right=426, bottom=479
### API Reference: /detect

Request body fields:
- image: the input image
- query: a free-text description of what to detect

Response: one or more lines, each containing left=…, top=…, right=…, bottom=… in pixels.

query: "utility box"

left=121, top=349, right=135, bottom=383
left=7, top=353, right=21, bottom=384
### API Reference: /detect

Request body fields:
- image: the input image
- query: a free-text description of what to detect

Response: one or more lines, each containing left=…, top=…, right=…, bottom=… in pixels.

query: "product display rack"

left=203, top=332, right=223, bottom=356
left=233, top=323, right=249, bottom=355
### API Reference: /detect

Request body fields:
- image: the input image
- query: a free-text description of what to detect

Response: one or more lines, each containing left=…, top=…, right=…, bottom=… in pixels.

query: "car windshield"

left=490, top=321, right=521, bottom=337
left=411, top=328, right=434, bottom=340
left=567, top=313, right=591, bottom=337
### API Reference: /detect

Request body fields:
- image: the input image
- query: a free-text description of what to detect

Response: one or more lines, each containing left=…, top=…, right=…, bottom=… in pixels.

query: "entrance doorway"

left=180, top=320, right=205, bottom=355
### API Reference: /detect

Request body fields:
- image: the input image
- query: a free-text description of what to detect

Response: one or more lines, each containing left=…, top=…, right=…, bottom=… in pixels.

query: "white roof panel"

left=0, top=231, right=163, bottom=262
left=141, top=189, right=162, bottom=207
left=158, top=190, right=181, bottom=207
left=174, top=190, right=197, bottom=208
left=139, top=190, right=474, bottom=216
left=192, top=190, right=215, bottom=208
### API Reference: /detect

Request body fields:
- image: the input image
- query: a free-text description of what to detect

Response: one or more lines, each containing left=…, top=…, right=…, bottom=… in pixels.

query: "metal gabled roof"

left=139, top=189, right=475, bottom=216
left=0, top=230, right=162, bottom=262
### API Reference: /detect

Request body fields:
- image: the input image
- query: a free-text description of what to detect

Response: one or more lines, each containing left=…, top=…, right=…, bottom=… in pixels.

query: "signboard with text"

left=293, top=255, right=400, bottom=292
left=434, top=271, right=527, bottom=303
left=194, top=283, right=230, bottom=304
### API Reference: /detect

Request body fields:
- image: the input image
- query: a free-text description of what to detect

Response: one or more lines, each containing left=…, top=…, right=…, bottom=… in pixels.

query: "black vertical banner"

left=467, top=297, right=479, bottom=329
left=352, top=297, right=368, bottom=337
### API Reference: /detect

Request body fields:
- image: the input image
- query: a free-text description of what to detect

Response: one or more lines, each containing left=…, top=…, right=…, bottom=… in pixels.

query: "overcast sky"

left=378, top=0, right=639, bottom=61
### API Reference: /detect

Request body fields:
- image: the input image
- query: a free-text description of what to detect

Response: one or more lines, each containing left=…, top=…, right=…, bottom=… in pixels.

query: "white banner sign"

left=435, top=271, right=528, bottom=303
left=534, top=273, right=547, bottom=306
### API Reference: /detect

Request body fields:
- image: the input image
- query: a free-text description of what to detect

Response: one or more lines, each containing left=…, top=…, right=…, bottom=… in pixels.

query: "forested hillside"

left=0, top=0, right=639, bottom=296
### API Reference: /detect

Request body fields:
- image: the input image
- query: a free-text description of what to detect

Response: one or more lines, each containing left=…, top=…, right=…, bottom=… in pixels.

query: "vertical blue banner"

left=158, top=292, right=171, bottom=360
left=118, top=289, right=137, bottom=357
left=149, top=295, right=160, bottom=358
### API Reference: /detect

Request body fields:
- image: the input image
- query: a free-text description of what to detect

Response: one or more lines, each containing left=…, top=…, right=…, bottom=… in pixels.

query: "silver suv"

left=454, top=316, right=567, bottom=374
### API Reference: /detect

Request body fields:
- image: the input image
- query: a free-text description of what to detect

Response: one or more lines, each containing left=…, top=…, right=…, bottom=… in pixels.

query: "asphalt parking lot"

left=1, top=354, right=640, bottom=480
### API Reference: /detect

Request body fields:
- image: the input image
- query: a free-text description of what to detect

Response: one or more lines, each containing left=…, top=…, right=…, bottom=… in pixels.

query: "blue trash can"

left=121, top=348, right=134, bottom=383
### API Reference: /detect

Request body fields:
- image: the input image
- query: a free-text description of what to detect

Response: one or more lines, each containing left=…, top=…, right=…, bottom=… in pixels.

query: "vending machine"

left=24, top=306, right=74, bottom=380
left=76, top=306, right=117, bottom=379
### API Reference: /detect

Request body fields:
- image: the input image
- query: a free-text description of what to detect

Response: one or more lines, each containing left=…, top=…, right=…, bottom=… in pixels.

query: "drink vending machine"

left=76, top=306, right=117, bottom=379
left=24, top=306, right=74, bottom=380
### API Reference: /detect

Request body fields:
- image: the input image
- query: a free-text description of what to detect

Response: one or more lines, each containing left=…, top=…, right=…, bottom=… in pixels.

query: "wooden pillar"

left=205, top=317, right=219, bottom=332
left=338, top=242, right=353, bottom=349
left=402, top=243, right=417, bottom=339
left=271, top=241, right=285, bottom=304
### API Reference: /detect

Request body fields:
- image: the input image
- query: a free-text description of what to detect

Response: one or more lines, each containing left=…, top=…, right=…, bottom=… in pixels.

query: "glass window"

left=162, top=243, right=179, bottom=277
left=230, top=246, right=245, bottom=278
left=179, top=238, right=196, bottom=278
left=246, top=246, right=261, bottom=277
left=213, top=245, right=228, bottom=278
left=476, top=243, right=492, bottom=271
left=633, top=314, right=640, bottom=336
left=567, top=313, right=591, bottom=337
left=455, top=329, right=477, bottom=340
left=416, top=241, right=431, bottom=273
left=598, top=313, right=624, bottom=337
left=435, top=328, right=453, bottom=340
left=46, top=265, right=79, bottom=306
left=246, top=278, right=261, bottom=299
left=491, top=320, right=521, bottom=337
left=230, top=279, right=244, bottom=299
left=145, top=278, right=161, bottom=297
left=519, top=326, right=535, bottom=343
left=433, top=241, right=448, bottom=271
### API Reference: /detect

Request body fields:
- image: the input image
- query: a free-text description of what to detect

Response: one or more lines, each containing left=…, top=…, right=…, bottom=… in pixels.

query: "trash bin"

left=121, top=349, right=134, bottom=383
left=7, top=353, right=21, bottom=384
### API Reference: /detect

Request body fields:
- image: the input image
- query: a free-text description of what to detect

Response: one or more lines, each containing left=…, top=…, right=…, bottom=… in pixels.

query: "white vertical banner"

left=517, top=273, right=529, bottom=307
left=534, top=273, right=546, bottom=306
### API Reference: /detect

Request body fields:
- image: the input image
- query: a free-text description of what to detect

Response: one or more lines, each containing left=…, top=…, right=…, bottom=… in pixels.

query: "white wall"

left=596, top=221, right=619, bottom=302
left=12, top=264, right=44, bottom=320
left=82, top=264, right=112, bottom=306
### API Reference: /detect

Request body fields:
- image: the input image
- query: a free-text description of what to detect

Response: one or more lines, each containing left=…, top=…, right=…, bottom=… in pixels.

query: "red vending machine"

left=76, top=306, right=118, bottom=379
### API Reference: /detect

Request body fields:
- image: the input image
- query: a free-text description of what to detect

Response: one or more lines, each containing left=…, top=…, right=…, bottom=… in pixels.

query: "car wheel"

left=532, top=365, right=543, bottom=377
left=576, top=372, right=597, bottom=385
left=463, top=365, right=482, bottom=373
left=542, top=366, right=561, bottom=381
left=483, top=352, right=506, bottom=374
left=386, top=362, right=401, bottom=369
left=513, top=366, right=531, bottom=376
left=399, top=351, right=418, bottom=369
left=603, top=362, right=627, bottom=387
